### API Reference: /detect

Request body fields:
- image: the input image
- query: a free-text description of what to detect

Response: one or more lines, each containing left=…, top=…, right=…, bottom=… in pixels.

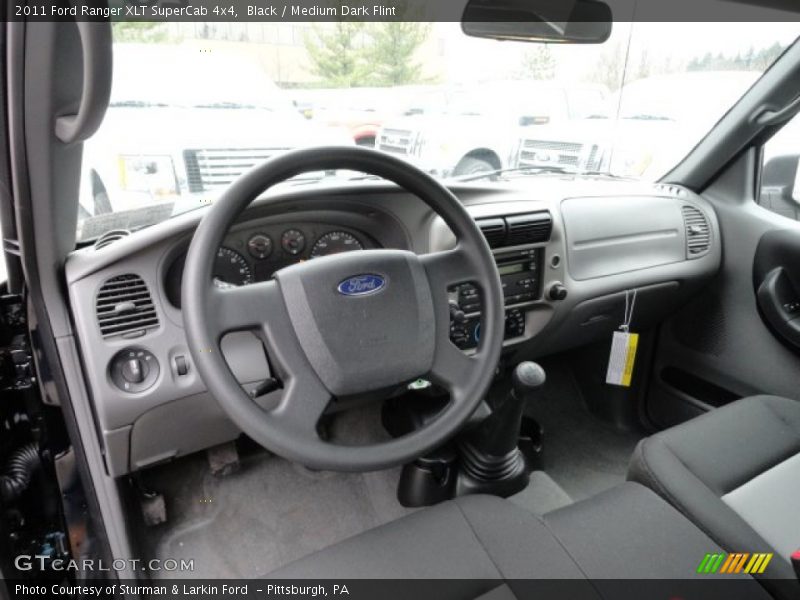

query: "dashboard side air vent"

left=476, top=218, right=507, bottom=248
left=655, top=183, right=688, bottom=198
left=93, top=229, right=131, bottom=250
left=682, top=206, right=711, bottom=258
left=96, top=274, right=159, bottom=338
left=505, top=212, right=553, bottom=246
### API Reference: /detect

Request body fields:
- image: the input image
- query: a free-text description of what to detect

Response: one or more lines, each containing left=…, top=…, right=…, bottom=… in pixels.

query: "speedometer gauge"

left=213, top=247, right=253, bottom=287
left=310, top=231, right=364, bottom=258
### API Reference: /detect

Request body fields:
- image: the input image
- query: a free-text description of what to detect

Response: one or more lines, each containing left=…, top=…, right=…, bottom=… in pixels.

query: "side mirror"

left=462, top=0, right=612, bottom=44
left=762, top=154, right=800, bottom=207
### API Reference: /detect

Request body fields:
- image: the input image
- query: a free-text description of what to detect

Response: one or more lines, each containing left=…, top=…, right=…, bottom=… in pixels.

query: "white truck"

left=375, top=81, right=607, bottom=177
left=513, top=72, right=760, bottom=178
left=79, top=43, right=350, bottom=241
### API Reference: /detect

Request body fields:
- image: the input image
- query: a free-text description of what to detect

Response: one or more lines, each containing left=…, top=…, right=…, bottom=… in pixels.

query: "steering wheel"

left=182, top=146, right=504, bottom=471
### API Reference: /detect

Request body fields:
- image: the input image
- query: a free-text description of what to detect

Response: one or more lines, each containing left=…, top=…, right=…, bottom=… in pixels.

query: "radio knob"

left=548, top=283, right=568, bottom=301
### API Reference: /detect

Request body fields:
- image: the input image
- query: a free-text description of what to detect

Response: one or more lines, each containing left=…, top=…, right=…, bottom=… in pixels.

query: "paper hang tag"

left=606, top=289, right=639, bottom=387
left=606, top=330, right=639, bottom=387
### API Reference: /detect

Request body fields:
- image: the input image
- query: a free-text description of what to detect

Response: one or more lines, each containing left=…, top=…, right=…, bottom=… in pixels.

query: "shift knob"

left=512, top=362, right=546, bottom=398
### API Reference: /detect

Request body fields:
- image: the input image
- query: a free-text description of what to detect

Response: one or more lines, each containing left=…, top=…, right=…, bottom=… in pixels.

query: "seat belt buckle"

left=791, top=550, right=800, bottom=580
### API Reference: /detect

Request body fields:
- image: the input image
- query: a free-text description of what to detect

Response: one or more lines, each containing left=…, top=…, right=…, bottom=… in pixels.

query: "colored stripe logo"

left=697, top=552, right=772, bottom=574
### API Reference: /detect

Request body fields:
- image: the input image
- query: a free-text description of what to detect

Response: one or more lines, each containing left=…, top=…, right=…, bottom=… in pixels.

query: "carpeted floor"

left=524, top=358, right=645, bottom=501
left=136, top=361, right=642, bottom=577
left=138, top=406, right=414, bottom=578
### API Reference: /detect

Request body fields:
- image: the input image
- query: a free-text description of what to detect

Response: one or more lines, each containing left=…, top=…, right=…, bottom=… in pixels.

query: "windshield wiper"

left=578, top=170, right=636, bottom=180
left=451, top=166, right=572, bottom=182
left=624, top=113, right=673, bottom=121
left=109, top=100, right=169, bottom=108
left=193, top=102, right=270, bottom=110
left=452, top=166, right=635, bottom=183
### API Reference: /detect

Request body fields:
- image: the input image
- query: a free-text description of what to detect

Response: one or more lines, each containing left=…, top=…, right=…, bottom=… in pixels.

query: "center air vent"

left=476, top=212, right=552, bottom=249
left=476, top=218, right=506, bottom=248
left=96, top=274, right=159, bottom=338
left=682, top=206, right=711, bottom=258
left=506, top=213, right=553, bottom=245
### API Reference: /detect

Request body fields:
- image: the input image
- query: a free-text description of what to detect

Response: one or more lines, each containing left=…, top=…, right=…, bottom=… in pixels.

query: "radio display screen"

left=498, top=262, right=527, bottom=276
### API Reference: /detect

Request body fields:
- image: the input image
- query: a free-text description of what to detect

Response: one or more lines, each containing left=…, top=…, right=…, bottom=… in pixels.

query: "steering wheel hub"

left=276, top=250, right=435, bottom=396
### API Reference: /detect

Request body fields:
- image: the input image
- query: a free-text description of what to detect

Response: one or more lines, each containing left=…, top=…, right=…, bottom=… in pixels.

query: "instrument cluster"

left=164, top=222, right=376, bottom=307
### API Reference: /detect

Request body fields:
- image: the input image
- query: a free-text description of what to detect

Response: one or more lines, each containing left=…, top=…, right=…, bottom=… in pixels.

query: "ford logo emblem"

left=337, top=274, right=386, bottom=297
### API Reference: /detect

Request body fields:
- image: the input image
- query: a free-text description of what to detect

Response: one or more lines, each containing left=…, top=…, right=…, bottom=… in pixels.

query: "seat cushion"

left=628, top=394, right=800, bottom=598
left=268, top=494, right=590, bottom=580
left=268, top=484, right=770, bottom=600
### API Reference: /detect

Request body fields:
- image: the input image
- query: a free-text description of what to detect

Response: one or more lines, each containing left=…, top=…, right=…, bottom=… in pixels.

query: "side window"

left=759, top=116, right=800, bottom=221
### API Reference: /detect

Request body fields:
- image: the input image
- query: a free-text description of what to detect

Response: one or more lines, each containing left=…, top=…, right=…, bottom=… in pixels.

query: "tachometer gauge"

left=281, top=229, right=306, bottom=256
left=213, top=247, right=253, bottom=287
left=310, top=231, right=364, bottom=258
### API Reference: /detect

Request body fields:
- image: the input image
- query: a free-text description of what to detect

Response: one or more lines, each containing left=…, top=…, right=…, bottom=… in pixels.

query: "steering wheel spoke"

left=420, top=246, right=476, bottom=293
left=270, top=375, right=332, bottom=441
left=208, top=280, right=280, bottom=338
left=428, top=340, right=476, bottom=401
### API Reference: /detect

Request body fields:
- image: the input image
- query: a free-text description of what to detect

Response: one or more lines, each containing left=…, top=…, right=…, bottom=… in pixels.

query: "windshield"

left=110, top=44, right=300, bottom=112
left=78, top=21, right=800, bottom=242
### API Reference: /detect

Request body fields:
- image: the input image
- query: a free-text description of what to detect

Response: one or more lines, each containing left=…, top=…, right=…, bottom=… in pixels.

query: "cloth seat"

left=628, top=394, right=800, bottom=600
left=267, top=483, right=770, bottom=600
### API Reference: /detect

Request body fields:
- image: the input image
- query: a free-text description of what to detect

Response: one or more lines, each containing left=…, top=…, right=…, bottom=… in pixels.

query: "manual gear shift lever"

left=457, top=361, right=546, bottom=497
left=482, top=361, right=546, bottom=457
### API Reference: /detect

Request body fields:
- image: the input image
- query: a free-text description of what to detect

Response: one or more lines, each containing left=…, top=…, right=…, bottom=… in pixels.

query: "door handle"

left=756, top=267, right=800, bottom=348
left=54, top=21, right=112, bottom=144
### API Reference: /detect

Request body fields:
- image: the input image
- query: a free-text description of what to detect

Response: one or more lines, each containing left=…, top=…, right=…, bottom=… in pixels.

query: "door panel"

left=647, top=151, right=800, bottom=428
left=754, top=230, right=800, bottom=348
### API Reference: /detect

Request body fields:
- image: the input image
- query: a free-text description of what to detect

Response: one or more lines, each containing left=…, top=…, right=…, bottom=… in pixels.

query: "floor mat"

left=524, top=359, right=644, bottom=501
left=139, top=407, right=414, bottom=578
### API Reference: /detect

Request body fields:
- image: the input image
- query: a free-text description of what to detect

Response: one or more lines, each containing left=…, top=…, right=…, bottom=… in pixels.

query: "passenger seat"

left=628, top=395, right=800, bottom=600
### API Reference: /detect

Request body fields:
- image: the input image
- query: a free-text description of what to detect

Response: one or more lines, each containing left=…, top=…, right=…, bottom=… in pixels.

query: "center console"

left=449, top=247, right=543, bottom=349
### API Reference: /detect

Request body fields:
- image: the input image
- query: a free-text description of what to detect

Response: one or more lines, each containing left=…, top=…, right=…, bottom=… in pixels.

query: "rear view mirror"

left=462, top=0, right=612, bottom=44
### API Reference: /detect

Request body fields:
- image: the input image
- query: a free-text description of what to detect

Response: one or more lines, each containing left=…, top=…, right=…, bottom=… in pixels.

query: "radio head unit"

left=448, top=248, right=542, bottom=349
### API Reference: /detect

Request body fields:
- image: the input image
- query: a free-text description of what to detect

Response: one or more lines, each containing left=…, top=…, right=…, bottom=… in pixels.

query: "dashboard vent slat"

left=96, top=274, right=159, bottom=338
left=476, top=218, right=507, bottom=249
left=505, top=212, right=553, bottom=246
left=682, top=206, right=711, bottom=258
left=475, top=212, right=552, bottom=249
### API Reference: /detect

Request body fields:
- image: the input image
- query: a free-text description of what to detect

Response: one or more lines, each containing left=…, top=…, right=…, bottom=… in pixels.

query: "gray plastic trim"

left=65, top=176, right=721, bottom=474
left=562, top=196, right=685, bottom=280
left=54, top=21, right=112, bottom=144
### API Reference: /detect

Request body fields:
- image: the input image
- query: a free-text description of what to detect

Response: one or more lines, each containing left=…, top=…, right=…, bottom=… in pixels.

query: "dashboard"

left=163, top=222, right=378, bottom=307
left=64, top=178, right=721, bottom=477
